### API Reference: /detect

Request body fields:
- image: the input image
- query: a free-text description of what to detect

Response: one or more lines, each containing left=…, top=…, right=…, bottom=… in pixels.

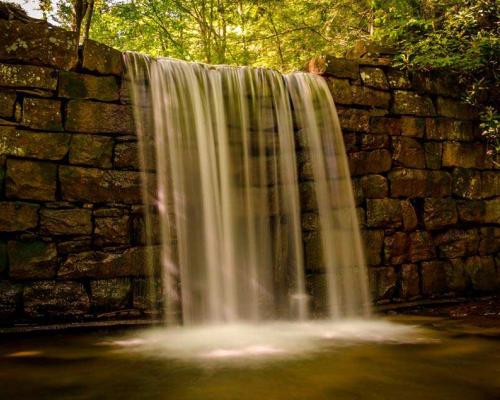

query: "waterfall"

left=124, top=54, right=371, bottom=325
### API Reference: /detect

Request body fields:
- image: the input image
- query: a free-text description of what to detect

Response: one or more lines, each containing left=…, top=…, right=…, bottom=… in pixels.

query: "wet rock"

left=423, top=198, right=457, bottom=230
left=457, top=200, right=485, bottom=223
left=22, top=98, right=62, bottom=131
left=360, top=175, right=388, bottom=198
left=366, top=199, right=402, bottom=228
left=392, top=137, right=426, bottom=168
left=408, top=231, right=435, bottom=262
left=82, top=39, right=123, bottom=76
left=56, top=237, right=92, bottom=255
left=69, top=135, right=113, bottom=168
left=337, top=108, right=370, bottom=132
left=65, top=100, right=133, bottom=134
left=392, top=91, right=435, bottom=116
left=362, top=229, right=384, bottom=266
left=424, top=142, right=442, bottom=169
left=484, top=198, right=500, bottom=224
left=421, top=260, right=448, bottom=295
left=434, top=229, right=479, bottom=259
left=6, top=159, right=57, bottom=201
left=0, top=91, right=16, bottom=118
left=91, top=278, right=131, bottom=310
left=0, top=281, right=21, bottom=320
left=384, top=232, right=409, bottom=265
left=0, top=127, right=70, bottom=160
left=327, top=78, right=352, bottom=104
left=478, top=227, right=500, bottom=255
left=23, top=281, right=89, bottom=319
left=40, top=208, right=92, bottom=236
left=132, top=278, right=162, bottom=312
left=0, top=20, right=77, bottom=69
left=114, top=141, right=139, bottom=169
left=58, top=71, right=119, bottom=102
left=59, top=166, right=145, bottom=204
left=401, top=263, right=420, bottom=298
left=360, top=67, right=388, bottom=89
left=369, top=267, right=397, bottom=301
left=308, top=56, right=359, bottom=79
left=348, top=149, right=392, bottom=175
left=442, top=142, right=485, bottom=169
left=0, top=241, right=6, bottom=275
left=301, top=213, right=319, bottom=231
left=370, top=116, right=401, bottom=135
left=464, top=256, right=496, bottom=292
left=58, top=246, right=159, bottom=279
left=303, top=231, right=323, bottom=271
left=0, top=63, right=57, bottom=90
left=445, top=259, right=468, bottom=293
left=306, top=274, right=328, bottom=315
left=0, top=201, right=39, bottom=232
left=436, top=97, right=478, bottom=120
left=7, top=240, right=57, bottom=280
left=360, top=133, right=389, bottom=150
left=94, top=216, right=130, bottom=246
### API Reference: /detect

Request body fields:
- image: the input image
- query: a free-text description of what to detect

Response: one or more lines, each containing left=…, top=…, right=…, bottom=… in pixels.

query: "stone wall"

left=0, top=15, right=498, bottom=326
left=304, top=55, right=499, bottom=308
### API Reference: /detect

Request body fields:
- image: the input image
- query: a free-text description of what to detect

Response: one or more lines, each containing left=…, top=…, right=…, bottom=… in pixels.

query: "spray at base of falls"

left=125, top=54, right=371, bottom=325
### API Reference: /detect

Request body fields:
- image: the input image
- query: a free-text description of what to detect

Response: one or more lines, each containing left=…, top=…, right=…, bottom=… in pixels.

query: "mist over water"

left=124, top=54, right=370, bottom=326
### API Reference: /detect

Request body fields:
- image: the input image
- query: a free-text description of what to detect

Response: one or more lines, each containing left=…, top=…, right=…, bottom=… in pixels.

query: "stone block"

left=348, top=149, right=392, bottom=176
left=114, top=141, right=140, bottom=169
left=303, top=231, right=323, bottom=271
left=389, top=168, right=451, bottom=198
left=337, top=108, right=370, bottom=132
left=6, top=159, right=57, bottom=201
left=94, top=216, right=130, bottom=246
left=366, top=199, right=402, bottom=228
left=327, top=78, right=352, bottom=104
left=57, top=238, right=92, bottom=255
left=481, top=172, right=500, bottom=198
left=484, top=198, right=500, bottom=224
left=350, top=85, right=391, bottom=108
left=360, top=67, right=389, bottom=89
left=23, top=281, right=89, bottom=319
left=445, top=259, right=468, bottom=293
left=442, top=142, right=485, bottom=169
left=0, top=63, right=57, bottom=90
left=360, top=175, right=388, bottom=198
left=423, top=198, right=457, bottom=230
left=0, top=91, right=16, bottom=118
left=82, top=39, right=123, bottom=76
left=362, top=229, right=384, bottom=266
left=427, top=171, right=453, bottom=197
left=308, top=56, right=359, bottom=79
left=452, top=168, right=482, bottom=200
left=22, top=98, right=62, bottom=131
left=369, top=267, right=397, bottom=301
left=409, top=231, right=435, bottom=262
left=370, top=117, right=401, bottom=135
left=69, top=134, right=113, bottom=168
left=401, top=200, right=418, bottom=231
left=400, top=117, right=425, bottom=138
left=360, top=134, right=389, bottom=150
left=7, top=240, right=57, bottom=280
left=58, top=246, right=159, bottom=279
left=457, top=200, right=485, bottom=223
left=412, top=73, right=457, bottom=97
left=0, top=201, right=39, bottom=232
left=436, top=97, right=478, bottom=120
left=386, top=69, right=411, bottom=89
left=0, top=281, right=21, bottom=319
left=392, top=137, right=426, bottom=168
left=0, top=126, right=70, bottom=160
left=392, top=91, right=435, bottom=116
left=479, top=227, right=500, bottom=255
left=59, top=166, right=144, bottom=204
left=434, top=229, right=479, bottom=259
left=0, top=240, right=6, bottom=275
left=0, top=20, right=77, bottom=69
left=464, top=256, right=496, bottom=292
left=58, top=71, right=120, bottom=101
left=65, top=100, right=133, bottom=134
left=91, top=278, right=131, bottom=310
left=384, top=232, right=408, bottom=265
left=40, top=208, right=92, bottom=236
left=424, top=142, right=442, bottom=169
left=401, top=263, right=420, bottom=298
left=427, top=119, right=476, bottom=142
left=421, top=260, right=448, bottom=295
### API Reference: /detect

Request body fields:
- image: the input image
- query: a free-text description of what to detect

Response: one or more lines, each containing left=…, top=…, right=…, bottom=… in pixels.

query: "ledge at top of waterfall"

left=124, top=53, right=371, bottom=325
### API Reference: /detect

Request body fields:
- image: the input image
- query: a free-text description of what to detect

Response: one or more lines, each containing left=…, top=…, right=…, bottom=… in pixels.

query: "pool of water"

left=0, top=316, right=499, bottom=400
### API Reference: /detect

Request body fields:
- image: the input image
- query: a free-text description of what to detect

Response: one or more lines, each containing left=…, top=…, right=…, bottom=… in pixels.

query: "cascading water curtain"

left=125, top=53, right=371, bottom=326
